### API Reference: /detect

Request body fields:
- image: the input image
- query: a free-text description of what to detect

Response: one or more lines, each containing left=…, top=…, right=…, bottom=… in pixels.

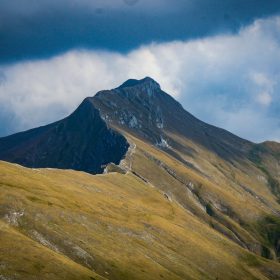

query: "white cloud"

left=256, top=91, right=272, bottom=106
left=250, top=72, right=275, bottom=106
left=0, top=16, right=280, bottom=142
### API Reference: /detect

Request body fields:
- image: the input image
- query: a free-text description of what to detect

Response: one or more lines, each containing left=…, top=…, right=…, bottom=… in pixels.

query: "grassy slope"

left=127, top=133, right=280, bottom=258
left=1, top=161, right=280, bottom=280
left=0, top=220, right=105, bottom=280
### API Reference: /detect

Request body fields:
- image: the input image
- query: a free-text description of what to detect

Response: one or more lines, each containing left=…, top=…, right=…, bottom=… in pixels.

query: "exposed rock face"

left=92, top=77, right=252, bottom=160
left=93, top=77, right=165, bottom=142
left=0, top=98, right=129, bottom=174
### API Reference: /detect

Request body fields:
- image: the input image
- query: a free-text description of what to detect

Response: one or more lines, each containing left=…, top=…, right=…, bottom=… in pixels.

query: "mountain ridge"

left=0, top=76, right=279, bottom=176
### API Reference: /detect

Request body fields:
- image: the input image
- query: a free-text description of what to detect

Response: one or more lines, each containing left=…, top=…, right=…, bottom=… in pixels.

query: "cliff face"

left=0, top=98, right=128, bottom=174
left=92, top=77, right=252, bottom=160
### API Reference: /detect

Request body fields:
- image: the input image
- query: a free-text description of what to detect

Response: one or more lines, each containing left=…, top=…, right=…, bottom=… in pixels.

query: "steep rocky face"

left=93, top=78, right=165, bottom=142
left=0, top=98, right=128, bottom=174
left=92, top=77, right=252, bottom=161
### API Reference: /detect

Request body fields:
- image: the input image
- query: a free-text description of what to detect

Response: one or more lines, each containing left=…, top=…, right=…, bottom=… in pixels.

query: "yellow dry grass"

left=1, top=160, right=280, bottom=279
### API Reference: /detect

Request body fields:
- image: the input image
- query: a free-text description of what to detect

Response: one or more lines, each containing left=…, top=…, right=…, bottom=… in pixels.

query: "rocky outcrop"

left=92, top=77, right=252, bottom=162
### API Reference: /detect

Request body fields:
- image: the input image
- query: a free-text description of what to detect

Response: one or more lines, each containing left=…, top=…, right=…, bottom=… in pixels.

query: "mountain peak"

left=117, top=77, right=161, bottom=91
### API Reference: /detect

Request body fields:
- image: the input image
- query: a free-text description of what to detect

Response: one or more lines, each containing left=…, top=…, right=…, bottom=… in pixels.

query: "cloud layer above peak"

left=0, top=16, right=280, bottom=142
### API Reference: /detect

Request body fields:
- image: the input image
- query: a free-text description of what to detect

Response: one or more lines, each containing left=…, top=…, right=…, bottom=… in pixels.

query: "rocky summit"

left=1, top=78, right=280, bottom=280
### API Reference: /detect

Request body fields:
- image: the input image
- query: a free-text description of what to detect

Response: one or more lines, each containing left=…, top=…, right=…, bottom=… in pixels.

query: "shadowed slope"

left=0, top=98, right=128, bottom=174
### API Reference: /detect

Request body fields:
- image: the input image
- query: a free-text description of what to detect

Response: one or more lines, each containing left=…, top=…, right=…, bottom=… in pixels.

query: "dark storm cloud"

left=1, top=0, right=280, bottom=63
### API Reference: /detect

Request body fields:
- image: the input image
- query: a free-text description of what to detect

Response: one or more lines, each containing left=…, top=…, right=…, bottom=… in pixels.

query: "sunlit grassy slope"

left=127, top=133, right=280, bottom=259
left=1, top=157, right=280, bottom=280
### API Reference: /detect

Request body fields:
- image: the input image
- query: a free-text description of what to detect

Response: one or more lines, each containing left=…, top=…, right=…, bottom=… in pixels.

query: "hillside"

left=0, top=77, right=280, bottom=279
left=1, top=161, right=280, bottom=280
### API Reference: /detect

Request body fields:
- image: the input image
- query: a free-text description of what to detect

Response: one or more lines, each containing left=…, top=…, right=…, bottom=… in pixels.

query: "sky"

left=0, top=0, right=280, bottom=142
